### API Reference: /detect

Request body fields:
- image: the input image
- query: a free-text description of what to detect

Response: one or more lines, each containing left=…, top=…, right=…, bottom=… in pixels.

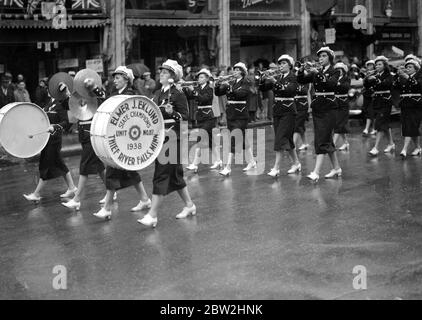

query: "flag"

left=1, top=0, right=25, bottom=7
left=72, top=0, right=101, bottom=9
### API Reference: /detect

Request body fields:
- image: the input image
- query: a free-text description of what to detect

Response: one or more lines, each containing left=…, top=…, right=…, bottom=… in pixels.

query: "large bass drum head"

left=0, top=103, right=50, bottom=158
left=92, top=95, right=165, bottom=171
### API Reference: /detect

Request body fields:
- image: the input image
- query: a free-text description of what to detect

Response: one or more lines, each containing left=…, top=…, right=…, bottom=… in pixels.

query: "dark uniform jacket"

left=153, top=85, right=188, bottom=139
left=335, top=76, right=351, bottom=109
left=260, top=71, right=298, bottom=117
left=44, top=98, right=69, bottom=144
left=363, top=71, right=393, bottom=109
left=297, top=65, right=340, bottom=112
left=215, top=77, right=250, bottom=121
left=0, top=85, right=15, bottom=109
left=295, top=83, right=310, bottom=110
left=185, top=83, right=215, bottom=121
left=392, top=73, right=422, bottom=108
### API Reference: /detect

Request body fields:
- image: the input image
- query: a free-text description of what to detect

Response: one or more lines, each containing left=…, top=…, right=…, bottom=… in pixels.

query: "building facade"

left=0, top=0, right=110, bottom=97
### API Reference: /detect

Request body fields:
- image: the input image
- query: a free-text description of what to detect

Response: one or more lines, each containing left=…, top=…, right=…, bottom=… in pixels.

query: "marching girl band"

left=19, top=46, right=422, bottom=228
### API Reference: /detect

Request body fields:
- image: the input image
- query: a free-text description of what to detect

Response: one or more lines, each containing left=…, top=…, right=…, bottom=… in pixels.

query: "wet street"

left=1, top=122, right=422, bottom=300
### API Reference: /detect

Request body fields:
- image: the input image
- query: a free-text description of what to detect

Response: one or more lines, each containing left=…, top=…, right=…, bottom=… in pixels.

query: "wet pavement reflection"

left=1, top=124, right=422, bottom=300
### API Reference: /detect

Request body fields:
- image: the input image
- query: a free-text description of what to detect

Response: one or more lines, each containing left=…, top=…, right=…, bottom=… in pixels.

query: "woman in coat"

left=260, top=54, right=301, bottom=177
left=366, top=56, right=395, bottom=156
left=138, top=60, right=196, bottom=228
left=393, top=59, right=422, bottom=157
left=297, top=47, right=342, bottom=182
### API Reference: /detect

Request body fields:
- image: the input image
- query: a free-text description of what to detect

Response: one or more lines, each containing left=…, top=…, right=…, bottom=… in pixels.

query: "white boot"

left=93, top=208, right=112, bottom=220
left=176, top=205, right=197, bottom=219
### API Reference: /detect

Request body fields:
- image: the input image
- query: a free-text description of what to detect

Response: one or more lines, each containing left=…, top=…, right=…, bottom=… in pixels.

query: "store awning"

left=126, top=18, right=219, bottom=27
left=231, top=19, right=301, bottom=27
left=0, top=19, right=110, bottom=29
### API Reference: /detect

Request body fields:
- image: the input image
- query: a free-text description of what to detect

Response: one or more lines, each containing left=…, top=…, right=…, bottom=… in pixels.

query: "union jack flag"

left=72, top=0, right=101, bottom=9
left=1, top=0, right=25, bottom=7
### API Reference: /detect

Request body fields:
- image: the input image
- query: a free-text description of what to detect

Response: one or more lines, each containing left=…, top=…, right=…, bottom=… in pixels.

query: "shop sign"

left=381, top=32, right=411, bottom=40
left=58, top=58, right=79, bottom=69
left=231, top=0, right=290, bottom=12
left=325, top=28, right=336, bottom=44
left=86, top=59, right=104, bottom=73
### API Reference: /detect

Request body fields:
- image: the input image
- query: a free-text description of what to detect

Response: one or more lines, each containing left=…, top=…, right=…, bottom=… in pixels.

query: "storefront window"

left=230, top=0, right=291, bottom=13
left=125, top=0, right=188, bottom=10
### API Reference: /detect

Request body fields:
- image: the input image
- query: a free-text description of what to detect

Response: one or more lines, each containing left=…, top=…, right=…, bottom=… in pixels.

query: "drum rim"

left=90, top=95, right=165, bottom=171
left=0, top=102, right=51, bottom=159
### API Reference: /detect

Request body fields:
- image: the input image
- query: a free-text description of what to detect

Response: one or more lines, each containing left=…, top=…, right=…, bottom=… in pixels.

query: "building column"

left=418, top=0, right=422, bottom=56
left=366, top=0, right=374, bottom=59
left=300, top=0, right=311, bottom=58
left=110, top=0, right=125, bottom=70
left=218, top=0, right=230, bottom=67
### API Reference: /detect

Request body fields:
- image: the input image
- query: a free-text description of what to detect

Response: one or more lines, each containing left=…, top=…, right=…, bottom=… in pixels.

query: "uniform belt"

left=197, top=105, right=213, bottom=109
left=275, top=97, right=295, bottom=102
left=164, top=119, right=176, bottom=124
left=374, top=90, right=390, bottom=95
left=79, top=120, right=92, bottom=125
left=335, top=94, right=349, bottom=98
left=295, top=95, right=308, bottom=99
left=400, top=93, right=422, bottom=98
left=315, top=92, right=335, bottom=96
left=227, top=100, right=246, bottom=104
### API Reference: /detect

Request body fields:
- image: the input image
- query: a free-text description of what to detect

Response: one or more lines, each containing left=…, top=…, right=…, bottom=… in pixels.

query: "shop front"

left=125, top=0, right=218, bottom=74
left=0, top=0, right=109, bottom=98
left=229, top=0, right=301, bottom=66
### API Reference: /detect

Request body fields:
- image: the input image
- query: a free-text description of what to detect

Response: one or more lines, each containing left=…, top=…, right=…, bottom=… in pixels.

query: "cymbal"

left=48, top=72, right=73, bottom=101
left=68, top=92, right=98, bottom=122
left=74, top=69, right=102, bottom=99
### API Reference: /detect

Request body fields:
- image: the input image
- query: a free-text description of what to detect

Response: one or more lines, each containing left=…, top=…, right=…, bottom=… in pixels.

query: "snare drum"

left=91, top=95, right=165, bottom=171
left=0, top=102, right=50, bottom=158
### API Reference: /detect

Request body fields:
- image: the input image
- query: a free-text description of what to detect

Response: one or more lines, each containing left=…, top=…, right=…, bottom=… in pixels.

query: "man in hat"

left=0, top=73, right=15, bottom=109
left=141, top=71, right=156, bottom=98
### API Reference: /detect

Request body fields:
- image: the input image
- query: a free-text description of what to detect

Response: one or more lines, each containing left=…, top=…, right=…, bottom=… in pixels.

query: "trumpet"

left=256, top=68, right=284, bottom=80
left=178, top=80, right=200, bottom=88
left=299, top=61, right=323, bottom=71
left=215, top=74, right=237, bottom=84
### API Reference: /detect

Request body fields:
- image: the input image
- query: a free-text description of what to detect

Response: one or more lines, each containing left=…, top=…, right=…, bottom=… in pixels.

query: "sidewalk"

left=0, top=120, right=274, bottom=168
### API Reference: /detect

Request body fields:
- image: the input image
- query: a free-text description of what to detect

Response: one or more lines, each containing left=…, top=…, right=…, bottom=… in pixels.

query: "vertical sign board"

left=86, top=59, right=104, bottom=73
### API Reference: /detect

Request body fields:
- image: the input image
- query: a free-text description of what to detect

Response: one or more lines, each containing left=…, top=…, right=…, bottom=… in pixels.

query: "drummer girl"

left=62, top=99, right=107, bottom=211
left=138, top=59, right=196, bottom=228
left=24, top=85, right=77, bottom=202
left=93, top=66, right=151, bottom=220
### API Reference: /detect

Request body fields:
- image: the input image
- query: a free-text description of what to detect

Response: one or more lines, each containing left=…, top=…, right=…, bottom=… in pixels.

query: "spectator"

left=0, top=73, right=15, bottom=109
left=14, top=81, right=31, bottom=103
left=142, top=72, right=156, bottom=98
left=34, top=79, right=49, bottom=108
left=246, top=65, right=259, bottom=123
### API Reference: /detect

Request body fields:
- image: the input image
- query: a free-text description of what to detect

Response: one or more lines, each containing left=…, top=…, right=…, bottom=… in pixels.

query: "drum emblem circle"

left=129, top=125, right=141, bottom=141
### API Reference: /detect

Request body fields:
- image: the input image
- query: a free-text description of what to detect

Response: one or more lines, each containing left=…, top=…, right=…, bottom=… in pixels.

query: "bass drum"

left=0, top=102, right=50, bottom=158
left=91, top=95, right=165, bottom=171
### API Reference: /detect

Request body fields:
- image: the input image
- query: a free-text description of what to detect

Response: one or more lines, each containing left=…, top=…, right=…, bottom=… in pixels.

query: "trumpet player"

left=260, top=55, right=301, bottom=177
left=293, top=80, right=311, bottom=152
left=362, top=60, right=376, bottom=136
left=366, top=56, right=395, bottom=156
left=214, top=62, right=257, bottom=176
left=185, top=68, right=222, bottom=172
left=392, top=59, right=422, bottom=157
left=138, top=60, right=196, bottom=228
left=333, top=62, right=351, bottom=151
left=297, top=47, right=342, bottom=182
